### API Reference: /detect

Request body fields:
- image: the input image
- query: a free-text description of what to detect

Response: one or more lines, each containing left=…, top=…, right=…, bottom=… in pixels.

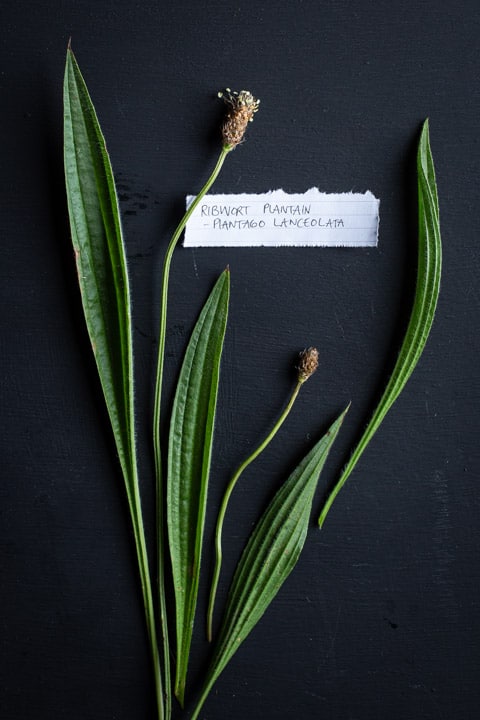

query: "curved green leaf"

left=63, top=48, right=165, bottom=719
left=318, top=120, right=442, bottom=527
left=167, top=269, right=230, bottom=706
left=191, top=406, right=348, bottom=720
left=64, top=48, right=133, bottom=483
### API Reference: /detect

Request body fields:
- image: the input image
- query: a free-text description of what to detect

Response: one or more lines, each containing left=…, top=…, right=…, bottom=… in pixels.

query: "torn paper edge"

left=184, top=187, right=380, bottom=248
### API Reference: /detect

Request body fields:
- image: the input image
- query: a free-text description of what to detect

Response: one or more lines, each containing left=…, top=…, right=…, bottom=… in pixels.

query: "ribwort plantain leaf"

left=167, top=269, right=230, bottom=706
left=318, top=120, right=442, bottom=528
left=191, top=406, right=348, bottom=719
left=63, top=48, right=165, bottom=720
left=64, top=48, right=133, bottom=483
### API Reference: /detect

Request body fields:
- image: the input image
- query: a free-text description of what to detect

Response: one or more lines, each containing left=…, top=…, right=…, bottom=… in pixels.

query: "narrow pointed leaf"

left=64, top=48, right=134, bottom=489
left=63, top=49, right=165, bottom=719
left=191, top=406, right=348, bottom=720
left=167, top=269, right=230, bottom=705
left=318, top=120, right=442, bottom=527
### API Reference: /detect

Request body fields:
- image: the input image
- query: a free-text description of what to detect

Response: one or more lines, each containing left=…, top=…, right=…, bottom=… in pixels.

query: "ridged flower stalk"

left=152, top=89, right=259, bottom=709
left=206, top=348, right=319, bottom=641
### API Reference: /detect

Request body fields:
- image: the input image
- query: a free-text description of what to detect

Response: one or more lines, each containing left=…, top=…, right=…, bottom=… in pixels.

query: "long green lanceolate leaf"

left=167, top=269, right=230, bottom=706
left=191, top=406, right=349, bottom=720
left=63, top=49, right=165, bottom=720
left=318, top=120, right=442, bottom=528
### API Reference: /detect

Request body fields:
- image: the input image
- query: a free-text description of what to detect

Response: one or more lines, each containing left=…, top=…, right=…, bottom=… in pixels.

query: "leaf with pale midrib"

left=191, top=406, right=348, bottom=720
left=318, top=120, right=442, bottom=528
left=167, top=269, right=230, bottom=707
left=63, top=48, right=165, bottom=720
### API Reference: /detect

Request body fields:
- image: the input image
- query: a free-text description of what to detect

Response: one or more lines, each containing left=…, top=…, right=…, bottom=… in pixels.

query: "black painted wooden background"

left=2, top=2, right=479, bottom=719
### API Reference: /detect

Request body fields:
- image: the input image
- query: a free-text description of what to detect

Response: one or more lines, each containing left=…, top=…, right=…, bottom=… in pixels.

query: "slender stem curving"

left=206, top=379, right=303, bottom=641
left=153, top=146, right=231, bottom=461
left=152, top=146, right=231, bottom=708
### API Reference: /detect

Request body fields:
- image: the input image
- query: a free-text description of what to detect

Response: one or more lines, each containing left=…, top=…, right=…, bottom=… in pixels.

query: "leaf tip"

left=335, top=402, right=351, bottom=427
left=420, top=118, right=430, bottom=142
left=317, top=403, right=350, bottom=530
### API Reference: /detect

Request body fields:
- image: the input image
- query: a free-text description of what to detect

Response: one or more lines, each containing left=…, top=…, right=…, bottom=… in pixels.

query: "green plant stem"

left=129, top=483, right=164, bottom=720
left=152, top=145, right=230, bottom=707
left=206, top=379, right=303, bottom=641
left=128, top=291, right=164, bottom=720
left=153, top=146, right=231, bottom=446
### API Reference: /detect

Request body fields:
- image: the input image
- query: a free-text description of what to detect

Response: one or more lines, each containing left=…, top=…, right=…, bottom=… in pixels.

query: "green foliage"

left=63, top=48, right=165, bottom=720
left=64, top=48, right=134, bottom=488
left=191, top=408, right=348, bottom=719
left=63, top=50, right=441, bottom=720
left=318, top=120, right=442, bottom=528
left=167, top=270, right=230, bottom=705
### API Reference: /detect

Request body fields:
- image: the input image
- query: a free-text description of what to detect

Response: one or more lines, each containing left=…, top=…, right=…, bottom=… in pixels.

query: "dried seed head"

left=297, top=347, right=319, bottom=383
left=218, top=88, right=260, bottom=150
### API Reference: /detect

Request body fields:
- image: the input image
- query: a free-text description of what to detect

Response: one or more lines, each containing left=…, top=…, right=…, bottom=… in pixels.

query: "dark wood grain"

left=1, top=1, right=479, bottom=719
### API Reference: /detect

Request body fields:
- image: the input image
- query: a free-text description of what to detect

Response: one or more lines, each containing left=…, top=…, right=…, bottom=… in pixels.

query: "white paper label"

left=184, top=188, right=379, bottom=248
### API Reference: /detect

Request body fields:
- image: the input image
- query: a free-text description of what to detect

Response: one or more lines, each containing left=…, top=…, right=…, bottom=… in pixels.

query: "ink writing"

left=185, top=190, right=379, bottom=247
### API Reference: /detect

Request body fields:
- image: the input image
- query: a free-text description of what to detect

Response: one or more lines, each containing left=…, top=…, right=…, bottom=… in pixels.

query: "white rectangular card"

left=184, top=188, right=379, bottom=247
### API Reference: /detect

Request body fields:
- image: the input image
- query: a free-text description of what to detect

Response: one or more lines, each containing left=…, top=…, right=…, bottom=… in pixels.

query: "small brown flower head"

left=297, top=347, right=319, bottom=384
left=218, top=88, right=260, bottom=150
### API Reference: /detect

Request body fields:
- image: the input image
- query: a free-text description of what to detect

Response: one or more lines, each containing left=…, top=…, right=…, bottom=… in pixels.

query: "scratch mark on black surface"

left=334, top=310, right=346, bottom=341
left=327, top=602, right=343, bottom=659
left=431, top=470, right=457, bottom=621
left=191, top=249, right=199, bottom=279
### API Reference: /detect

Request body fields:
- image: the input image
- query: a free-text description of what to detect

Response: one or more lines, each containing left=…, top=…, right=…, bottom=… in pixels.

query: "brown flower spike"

left=297, top=347, right=319, bottom=383
left=218, top=88, right=260, bottom=150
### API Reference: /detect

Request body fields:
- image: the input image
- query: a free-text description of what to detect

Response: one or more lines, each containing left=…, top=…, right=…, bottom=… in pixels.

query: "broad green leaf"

left=191, top=407, right=348, bottom=720
left=63, top=49, right=165, bottom=720
left=167, top=269, right=230, bottom=706
left=318, top=120, right=442, bottom=527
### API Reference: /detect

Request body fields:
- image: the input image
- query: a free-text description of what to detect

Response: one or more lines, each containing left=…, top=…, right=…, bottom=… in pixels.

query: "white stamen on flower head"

left=218, top=88, right=260, bottom=150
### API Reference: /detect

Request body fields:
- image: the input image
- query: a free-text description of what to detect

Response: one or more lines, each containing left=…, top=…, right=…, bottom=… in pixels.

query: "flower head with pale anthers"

left=218, top=88, right=260, bottom=150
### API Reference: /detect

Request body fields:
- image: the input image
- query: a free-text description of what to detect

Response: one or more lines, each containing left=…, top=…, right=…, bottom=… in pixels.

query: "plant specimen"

left=63, top=46, right=441, bottom=720
left=63, top=49, right=165, bottom=716
left=206, top=346, right=320, bottom=641
left=317, top=120, right=442, bottom=528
